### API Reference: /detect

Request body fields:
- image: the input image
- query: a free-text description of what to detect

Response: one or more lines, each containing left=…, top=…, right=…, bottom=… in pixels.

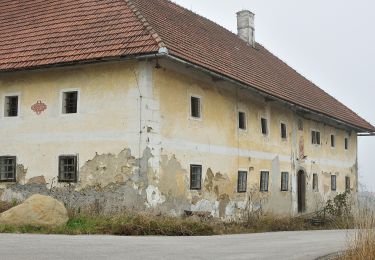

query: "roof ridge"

left=124, top=0, right=166, bottom=50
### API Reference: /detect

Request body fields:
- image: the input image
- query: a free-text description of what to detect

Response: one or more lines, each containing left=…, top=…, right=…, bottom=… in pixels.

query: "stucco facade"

left=0, top=57, right=358, bottom=218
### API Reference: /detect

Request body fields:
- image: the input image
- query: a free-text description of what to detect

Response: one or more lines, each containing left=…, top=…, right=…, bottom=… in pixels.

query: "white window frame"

left=189, top=94, right=203, bottom=121
left=3, top=92, right=21, bottom=119
left=59, top=88, right=80, bottom=116
left=260, top=117, right=269, bottom=136
left=238, top=110, right=247, bottom=131
left=311, top=129, right=321, bottom=146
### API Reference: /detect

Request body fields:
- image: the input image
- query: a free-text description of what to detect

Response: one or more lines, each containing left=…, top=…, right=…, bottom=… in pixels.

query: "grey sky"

left=173, top=0, right=375, bottom=191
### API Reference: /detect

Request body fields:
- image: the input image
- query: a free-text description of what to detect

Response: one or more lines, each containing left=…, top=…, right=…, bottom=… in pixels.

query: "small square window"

left=261, top=118, right=268, bottom=135
left=331, top=175, right=337, bottom=191
left=238, top=112, right=246, bottom=130
left=281, top=123, right=287, bottom=139
left=281, top=172, right=289, bottom=191
left=237, top=171, right=247, bottom=193
left=190, top=96, right=201, bottom=118
left=345, top=176, right=351, bottom=192
left=313, top=174, right=318, bottom=192
left=260, top=171, right=269, bottom=192
left=58, top=155, right=78, bottom=182
left=62, top=91, right=78, bottom=114
left=331, top=135, right=336, bottom=148
left=312, top=131, right=321, bottom=145
left=344, top=138, right=349, bottom=150
left=4, top=96, right=19, bottom=117
left=190, top=164, right=202, bottom=190
left=0, top=156, right=16, bottom=182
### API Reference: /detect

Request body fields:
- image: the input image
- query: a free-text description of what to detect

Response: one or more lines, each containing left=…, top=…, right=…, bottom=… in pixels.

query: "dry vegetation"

left=0, top=193, right=354, bottom=236
left=339, top=194, right=375, bottom=260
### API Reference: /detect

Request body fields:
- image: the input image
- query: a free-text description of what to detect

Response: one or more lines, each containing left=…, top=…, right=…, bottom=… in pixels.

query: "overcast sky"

left=174, top=0, right=375, bottom=191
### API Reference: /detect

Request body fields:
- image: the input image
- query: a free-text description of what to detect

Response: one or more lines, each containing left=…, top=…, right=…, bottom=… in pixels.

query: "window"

left=331, top=175, right=337, bottom=191
left=190, top=164, right=202, bottom=190
left=58, top=155, right=78, bottom=182
left=0, top=156, right=16, bottom=182
left=311, top=131, right=321, bottom=145
left=261, top=118, right=268, bottom=135
left=238, top=112, right=246, bottom=130
left=260, top=171, right=269, bottom=192
left=281, top=123, right=287, bottom=139
left=298, top=119, right=304, bottom=131
left=237, top=171, right=247, bottom=193
left=4, top=96, right=18, bottom=117
left=345, top=176, right=351, bottom=192
left=313, top=174, right=318, bottom=191
left=345, top=138, right=349, bottom=150
left=281, top=172, right=289, bottom=191
left=331, top=135, right=336, bottom=148
left=62, top=91, right=78, bottom=114
left=190, top=96, right=201, bottom=118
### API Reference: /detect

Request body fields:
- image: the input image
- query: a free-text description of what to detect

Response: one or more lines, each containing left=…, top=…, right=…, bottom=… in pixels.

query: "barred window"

left=4, top=96, right=18, bottom=117
left=237, top=171, right=247, bottom=193
left=190, top=165, right=202, bottom=190
left=331, top=175, right=337, bottom=191
left=345, top=176, right=351, bottom=192
left=313, top=174, right=318, bottom=191
left=62, top=91, right=78, bottom=114
left=58, top=155, right=78, bottom=182
left=281, top=172, right=289, bottom=191
left=345, top=138, right=349, bottom=150
left=260, top=171, right=269, bottom=192
left=311, top=131, right=321, bottom=145
left=0, top=156, right=16, bottom=182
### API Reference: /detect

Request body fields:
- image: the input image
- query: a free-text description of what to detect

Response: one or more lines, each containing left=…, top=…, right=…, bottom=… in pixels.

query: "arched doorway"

left=297, top=170, right=306, bottom=213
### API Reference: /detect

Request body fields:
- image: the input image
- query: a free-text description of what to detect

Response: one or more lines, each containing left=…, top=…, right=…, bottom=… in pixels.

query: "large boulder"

left=0, top=194, right=69, bottom=227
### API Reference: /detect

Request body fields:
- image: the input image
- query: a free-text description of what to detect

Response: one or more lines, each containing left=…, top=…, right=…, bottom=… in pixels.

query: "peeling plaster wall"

left=0, top=58, right=358, bottom=218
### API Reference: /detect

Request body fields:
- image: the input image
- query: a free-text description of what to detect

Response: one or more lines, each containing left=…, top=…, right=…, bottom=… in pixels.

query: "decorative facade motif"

left=31, top=101, right=47, bottom=115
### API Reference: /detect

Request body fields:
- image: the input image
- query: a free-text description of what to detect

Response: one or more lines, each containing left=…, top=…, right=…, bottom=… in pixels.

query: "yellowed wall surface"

left=0, top=58, right=358, bottom=217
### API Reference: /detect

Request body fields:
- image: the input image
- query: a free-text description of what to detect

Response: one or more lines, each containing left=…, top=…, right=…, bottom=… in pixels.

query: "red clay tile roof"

left=0, top=0, right=374, bottom=132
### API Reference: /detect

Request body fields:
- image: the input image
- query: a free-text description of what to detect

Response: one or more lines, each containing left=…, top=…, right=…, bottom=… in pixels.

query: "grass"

left=0, top=211, right=342, bottom=236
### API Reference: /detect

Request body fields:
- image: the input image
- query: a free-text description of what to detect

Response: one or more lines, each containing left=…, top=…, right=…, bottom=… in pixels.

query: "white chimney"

left=237, top=10, right=255, bottom=46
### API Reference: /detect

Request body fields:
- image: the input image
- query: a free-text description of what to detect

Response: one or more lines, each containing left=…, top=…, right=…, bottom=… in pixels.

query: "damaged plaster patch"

left=146, top=185, right=166, bottom=207
left=27, top=176, right=46, bottom=185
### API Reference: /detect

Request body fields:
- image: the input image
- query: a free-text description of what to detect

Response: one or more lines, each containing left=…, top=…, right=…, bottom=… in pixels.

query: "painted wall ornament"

left=31, top=100, right=47, bottom=115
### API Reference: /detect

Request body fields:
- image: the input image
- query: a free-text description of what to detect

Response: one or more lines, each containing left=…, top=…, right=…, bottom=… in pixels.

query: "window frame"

left=261, top=117, right=268, bottom=135
left=190, top=95, right=202, bottom=120
left=260, top=171, right=269, bottom=192
left=281, top=172, right=289, bottom=191
left=331, top=175, right=337, bottom=191
left=60, top=89, right=80, bottom=116
left=58, top=155, right=78, bottom=183
left=313, top=173, right=319, bottom=192
left=3, top=93, right=20, bottom=118
left=237, top=170, right=248, bottom=193
left=280, top=122, right=287, bottom=140
left=190, top=164, right=202, bottom=190
left=331, top=134, right=336, bottom=148
left=238, top=111, right=247, bottom=131
left=345, top=176, right=351, bottom=192
left=311, top=130, right=321, bottom=145
left=0, top=156, right=17, bottom=183
left=344, top=137, right=349, bottom=150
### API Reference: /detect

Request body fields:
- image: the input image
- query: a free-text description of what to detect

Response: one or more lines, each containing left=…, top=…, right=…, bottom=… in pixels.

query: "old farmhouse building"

left=0, top=0, right=374, bottom=218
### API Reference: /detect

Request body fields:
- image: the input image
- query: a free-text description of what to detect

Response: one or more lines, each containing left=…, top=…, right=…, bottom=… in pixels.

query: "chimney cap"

left=236, top=10, right=255, bottom=16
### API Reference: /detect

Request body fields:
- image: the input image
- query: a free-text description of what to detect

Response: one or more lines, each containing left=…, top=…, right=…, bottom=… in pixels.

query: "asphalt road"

left=0, top=230, right=352, bottom=260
